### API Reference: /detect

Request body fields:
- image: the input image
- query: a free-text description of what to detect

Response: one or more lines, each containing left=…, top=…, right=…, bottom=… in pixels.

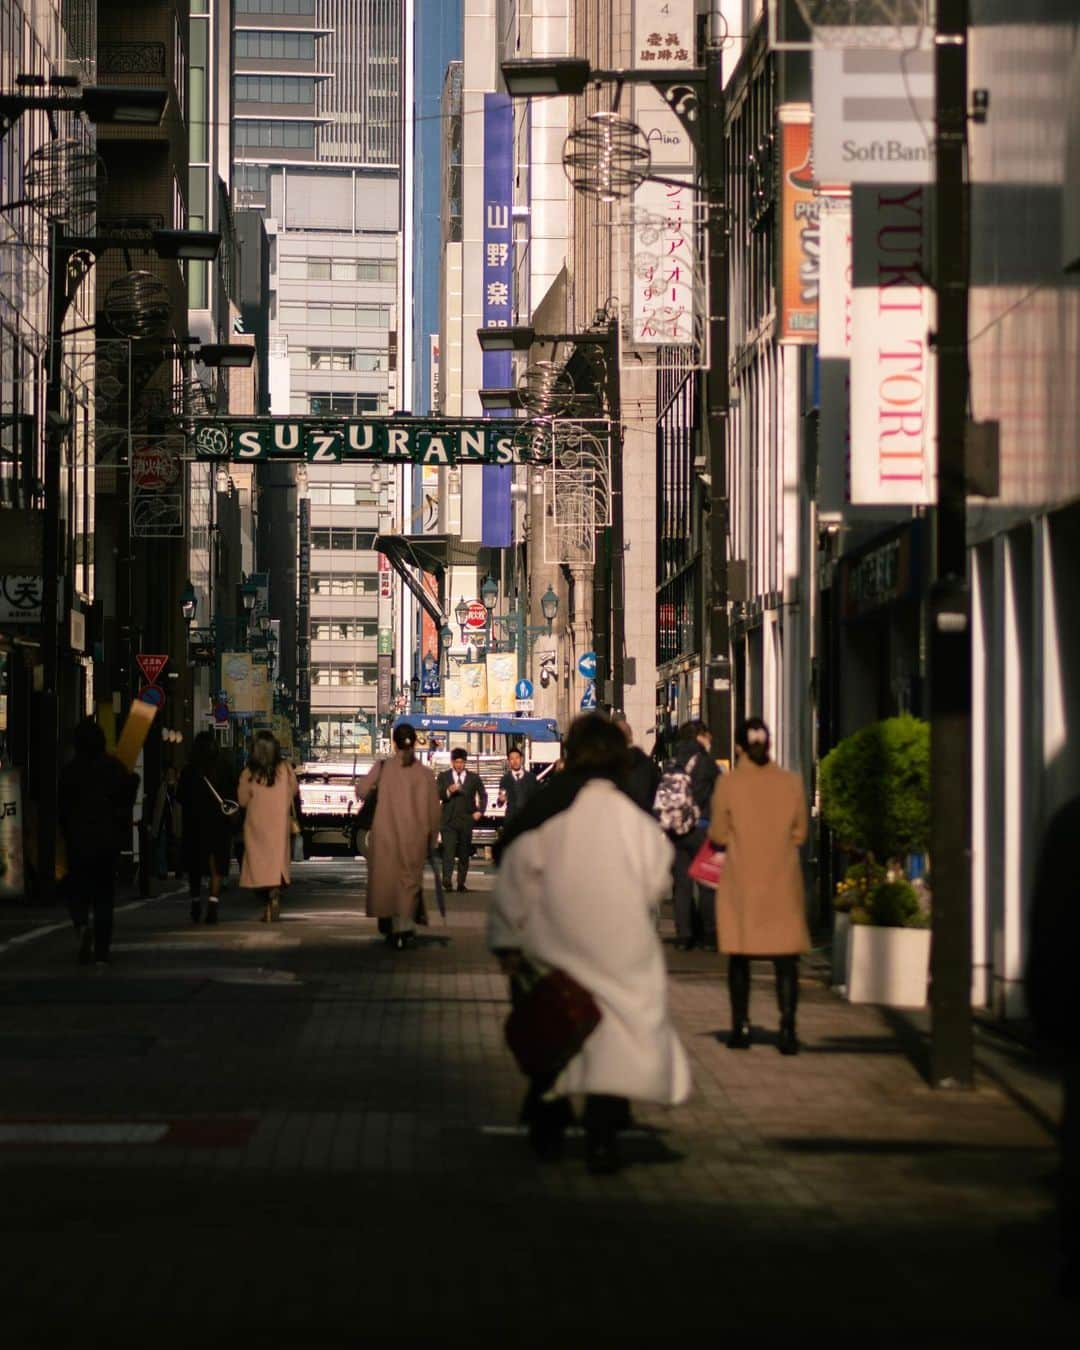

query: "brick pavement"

left=0, top=861, right=1072, bottom=1346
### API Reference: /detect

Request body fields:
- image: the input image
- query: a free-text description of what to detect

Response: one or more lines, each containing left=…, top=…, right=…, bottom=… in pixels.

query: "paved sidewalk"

left=0, top=863, right=1071, bottom=1346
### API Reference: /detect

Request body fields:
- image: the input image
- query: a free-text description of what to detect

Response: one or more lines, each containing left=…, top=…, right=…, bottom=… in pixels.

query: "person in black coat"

left=177, top=731, right=236, bottom=924
left=613, top=716, right=661, bottom=815
left=668, top=719, right=721, bottom=951
left=497, top=747, right=539, bottom=826
left=437, top=748, right=487, bottom=892
left=1027, top=792, right=1080, bottom=1300
left=58, top=718, right=139, bottom=965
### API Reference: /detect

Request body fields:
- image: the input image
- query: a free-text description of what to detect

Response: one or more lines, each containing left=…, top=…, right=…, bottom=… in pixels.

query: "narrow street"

left=0, top=862, right=1069, bottom=1346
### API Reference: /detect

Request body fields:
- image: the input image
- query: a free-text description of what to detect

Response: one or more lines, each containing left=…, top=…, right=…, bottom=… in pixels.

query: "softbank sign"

left=813, top=30, right=934, bottom=186
left=849, top=184, right=936, bottom=506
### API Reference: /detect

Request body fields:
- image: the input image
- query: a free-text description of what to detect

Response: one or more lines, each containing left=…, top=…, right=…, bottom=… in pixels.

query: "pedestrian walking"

left=355, top=722, right=441, bottom=950
left=489, top=713, right=691, bottom=1175
left=237, top=730, right=298, bottom=924
left=58, top=717, right=139, bottom=966
left=1026, top=791, right=1080, bottom=1301
left=437, top=747, right=487, bottom=892
left=177, top=731, right=236, bottom=924
left=496, top=746, right=538, bottom=826
left=660, top=720, right=720, bottom=950
left=150, top=765, right=181, bottom=880
left=613, top=715, right=661, bottom=814
left=708, top=717, right=809, bottom=1054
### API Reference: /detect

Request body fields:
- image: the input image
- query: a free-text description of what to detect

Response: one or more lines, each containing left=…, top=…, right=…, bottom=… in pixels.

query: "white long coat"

left=489, top=779, right=691, bottom=1105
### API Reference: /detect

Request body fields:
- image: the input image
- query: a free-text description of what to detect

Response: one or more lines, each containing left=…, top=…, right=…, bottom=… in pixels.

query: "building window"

left=279, top=301, right=391, bottom=328
left=311, top=574, right=378, bottom=596
left=279, top=257, right=395, bottom=283
left=234, top=163, right=270, bottom=198
left=235, top=0, right=316, bottom=14
left=310, top=663, right=380, bottom=686
left=235, top=75, right=317, bottom=105
left=312, top=621, right=379, bottom=641
left=307, top=392, right=388, bottom=415
left=235, top=31, right=316, bottom=61
left=288, top=347, right=386, bottom=373
left=235, top=119, right=316, bottom=149
left=308, top=483, right=377, bottom=506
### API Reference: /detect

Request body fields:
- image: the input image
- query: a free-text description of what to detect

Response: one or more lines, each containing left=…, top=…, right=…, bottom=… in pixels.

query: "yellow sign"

left=444, top=662, right=487, bottom=714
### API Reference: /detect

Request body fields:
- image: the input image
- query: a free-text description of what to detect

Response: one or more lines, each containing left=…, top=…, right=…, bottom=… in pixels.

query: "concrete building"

left=231, top=0, right=409, bottom=759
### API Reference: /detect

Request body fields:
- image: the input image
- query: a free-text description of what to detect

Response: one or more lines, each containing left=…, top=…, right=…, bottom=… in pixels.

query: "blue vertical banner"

left=481, top=92, right=514, bottom=549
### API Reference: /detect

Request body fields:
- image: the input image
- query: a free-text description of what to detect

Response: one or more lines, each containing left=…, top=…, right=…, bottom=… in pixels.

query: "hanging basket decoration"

left=562, top=112, right=651, bottom=203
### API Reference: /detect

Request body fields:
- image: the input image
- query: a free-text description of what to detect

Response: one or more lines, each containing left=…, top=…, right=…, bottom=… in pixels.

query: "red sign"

left=136, top=654, right=169, bottom=685
left=462, top=600, right=487, bottom=632
left=131, top=439, right=181, bottom=491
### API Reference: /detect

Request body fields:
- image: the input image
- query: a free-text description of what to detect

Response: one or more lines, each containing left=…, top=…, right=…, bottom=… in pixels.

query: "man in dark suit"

left=497, top=747, right=539, bottom=827
left=437, top=748, right=487, bottom=892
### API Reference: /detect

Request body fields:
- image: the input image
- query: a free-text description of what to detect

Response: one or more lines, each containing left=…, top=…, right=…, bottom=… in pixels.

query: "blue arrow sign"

left=580, top=679, right=597, bottom=710
left=577, top=651, right=597, bottom=679
left=138, top=684, right=165, bottom=708
left=515, top=679, right=534, bottom=701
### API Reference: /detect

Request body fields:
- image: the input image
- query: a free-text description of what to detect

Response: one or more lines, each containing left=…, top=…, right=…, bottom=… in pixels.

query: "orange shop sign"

left=778, top=106, right=818, bottom=344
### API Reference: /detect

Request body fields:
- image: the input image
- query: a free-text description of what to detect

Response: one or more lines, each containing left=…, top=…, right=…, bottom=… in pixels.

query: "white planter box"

left=831, top=913, right=850, bottom=989
left=845, top=924, right=931, bottom=1008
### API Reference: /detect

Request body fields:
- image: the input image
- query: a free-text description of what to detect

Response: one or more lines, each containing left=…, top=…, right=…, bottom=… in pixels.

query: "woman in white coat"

left=489, top=714, right=691, bottom=1174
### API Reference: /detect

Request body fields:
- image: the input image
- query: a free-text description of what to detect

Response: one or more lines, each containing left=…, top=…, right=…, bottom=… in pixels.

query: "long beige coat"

left=708, top=758, right=810, bottom=955
left=238, top=763, right=298, bottom=890
left=357, top=757, right=441, bottom=920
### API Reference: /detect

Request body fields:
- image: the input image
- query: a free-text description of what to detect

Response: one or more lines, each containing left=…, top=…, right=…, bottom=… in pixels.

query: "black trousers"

left=66, top=855, right=116, bottom=958
left=441, top=824, right=473, bottom=886
left=672, top=828, right=716, bottom=943
left=523, top=1077, right=629, bottom=1145
left=727, top=954, right=799, bottom=1027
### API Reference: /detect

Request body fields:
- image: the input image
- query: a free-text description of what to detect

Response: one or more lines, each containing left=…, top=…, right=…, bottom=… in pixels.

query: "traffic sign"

left=462, top=600, right=488, bottom=632
left=516, top=700, right=535, bottom=713
left=138, top=684, right=165, bottom=708
left=578, top=651, right=597, bottom=679
left=136, top=653, right=169, bottom=685
left=213, top=698, right=230, bottom=726
left=580, top=679, right=597, bottom=710
left=515, top=679, right=534, bottom=701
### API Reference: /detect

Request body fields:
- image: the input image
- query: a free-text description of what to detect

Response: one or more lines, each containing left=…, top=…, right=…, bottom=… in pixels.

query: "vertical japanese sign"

left=632, top=0, right=695, bottom=66
left=296, top=496, right=311, bottom=747
left=0, top=769, right=25, bottom=899
left=778, top=107, right=819, bottom=343
left=850, top=183, right=936, bottom=504
left=481, top=92, right=513, bottom=548
left=818, top=195, right=853, bottom=513
left=378, top=552, right=392, bottom=599
left=631, top=175, right=696, bottom=344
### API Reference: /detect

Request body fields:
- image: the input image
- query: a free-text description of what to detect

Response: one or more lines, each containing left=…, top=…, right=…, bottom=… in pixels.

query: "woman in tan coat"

left=237, top=730, right=298, bottom=923
left=709, top=717, right=809, bottom=1055
left=354, top=722, right=441, bottom=950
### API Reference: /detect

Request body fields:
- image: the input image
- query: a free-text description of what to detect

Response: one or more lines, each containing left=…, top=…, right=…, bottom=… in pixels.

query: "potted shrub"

left=820, top=716, right=932, bottom=1007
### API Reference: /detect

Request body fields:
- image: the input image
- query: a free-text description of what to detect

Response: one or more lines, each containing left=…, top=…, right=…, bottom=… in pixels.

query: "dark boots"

left=726, top=955, right=751, bottom=1049
left=775, top=956, right=799, bottom=1055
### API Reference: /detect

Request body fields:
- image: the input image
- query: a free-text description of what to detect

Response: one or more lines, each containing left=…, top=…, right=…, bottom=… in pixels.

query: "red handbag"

left=688, top=838, right=726, bottom=888
left=505, top=963, right=602, bottom=1078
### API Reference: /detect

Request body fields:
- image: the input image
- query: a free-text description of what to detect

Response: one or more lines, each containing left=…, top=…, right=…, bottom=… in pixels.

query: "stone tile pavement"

left=0, top=861, right=1072, bottom=1346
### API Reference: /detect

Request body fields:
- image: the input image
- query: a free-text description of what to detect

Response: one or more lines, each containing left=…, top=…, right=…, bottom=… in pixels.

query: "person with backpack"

left=654, top=720, right=719, bottom=951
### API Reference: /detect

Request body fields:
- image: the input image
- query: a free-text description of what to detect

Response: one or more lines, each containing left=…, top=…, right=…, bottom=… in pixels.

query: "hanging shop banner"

left=482, top=92, right=514, bottom=550
left=249, top=663, right=272, bottom=720
left=443, top=662, right=488, bottom=716
left=222, top=652, right=256, bottom=714
left=813, top=29, right=934, bottom=186
left=631, top=174, right=697, bottom=345
left=778, top=106, right=819, bottom=344
left=850, top=183, right=936, bottom=505
left=632, top=0, right=695, bottom=68
left=485, top=652, right=517, bottom=715
left=130, top=435, right=185, bottom=539
left=377, top=653, right=393, bottom=717
left=191, top=417, right=542, bottom=465
left=0, top=768, right=26, bottom=899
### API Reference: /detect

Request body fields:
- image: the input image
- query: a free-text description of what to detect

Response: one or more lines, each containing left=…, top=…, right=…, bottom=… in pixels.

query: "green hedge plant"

left=820, top=715, right=930, bottom=863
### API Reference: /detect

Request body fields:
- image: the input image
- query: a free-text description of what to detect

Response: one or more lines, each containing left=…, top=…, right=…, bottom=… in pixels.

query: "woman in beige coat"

left=709, top=717, right=809, bottom=1055
left=237, top=730, right=298, bottom=923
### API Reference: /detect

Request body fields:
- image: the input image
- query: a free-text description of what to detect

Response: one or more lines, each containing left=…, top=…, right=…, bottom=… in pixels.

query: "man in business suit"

left=438, top=748, right=488, bottom=892
left=497, top=747, right=539, bottom=827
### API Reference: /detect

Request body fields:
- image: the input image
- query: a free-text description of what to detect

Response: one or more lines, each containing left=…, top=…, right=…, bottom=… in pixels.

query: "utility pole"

left=929, top=0, right=974, bottom=1088
left=703, top=20, right=731, bottom=760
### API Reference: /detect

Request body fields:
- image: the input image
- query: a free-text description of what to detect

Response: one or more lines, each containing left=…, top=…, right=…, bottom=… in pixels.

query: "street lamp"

left=241, top=578, right=258, bottom=614
left=481, top=575, right=499, bottom=612
left=180, top=581, right=198, bottom=628
left=454, top=595, right=470, bottom=637
left=540, top=585, right=559, bottom=628
left=0, top=79, right=169, bottom=139
left=197, top=343, right=255, bottom=369
left=476, top=326, right=614, bottom=354
left=500, top=57, right=593, bottom=98
left=257, top=610, right=272, bottom=635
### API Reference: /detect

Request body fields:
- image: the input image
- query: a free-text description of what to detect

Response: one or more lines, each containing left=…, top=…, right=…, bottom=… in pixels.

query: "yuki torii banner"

left=850, top=183, right=936, bottom=505
left=481, top=92, right=513, bottom=549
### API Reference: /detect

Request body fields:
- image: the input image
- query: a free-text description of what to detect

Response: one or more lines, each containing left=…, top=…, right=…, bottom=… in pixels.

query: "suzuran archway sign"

left=191, top=417, right=533, bottom=465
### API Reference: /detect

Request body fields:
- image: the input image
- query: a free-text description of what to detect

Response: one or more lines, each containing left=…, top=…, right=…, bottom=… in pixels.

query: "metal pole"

left=38, top=219, right=69, bottom=903
left=703, top=28, right=731, bottom=757
left=929, top=0, right=974, bottom=1089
